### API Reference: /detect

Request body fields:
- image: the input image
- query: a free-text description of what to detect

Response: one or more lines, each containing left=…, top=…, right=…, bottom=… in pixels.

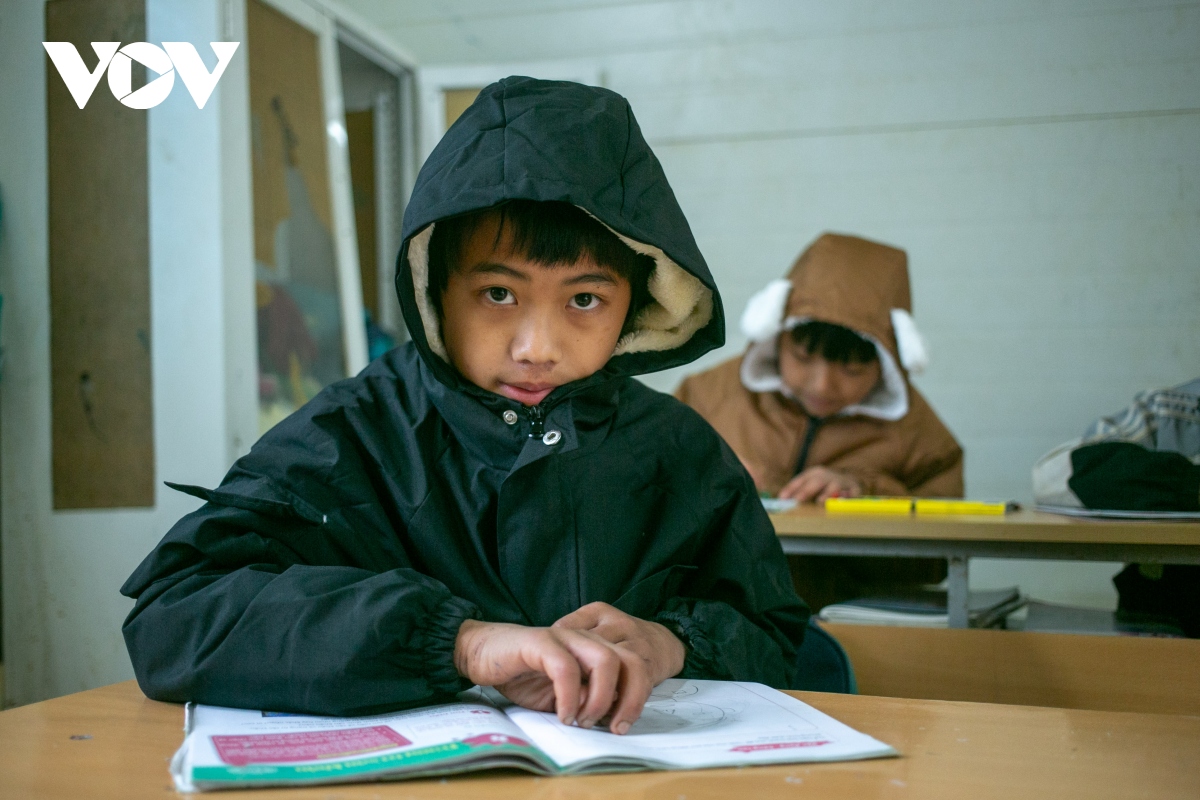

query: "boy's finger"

left=784, top=468, right=827, bottom=501
left=580, top=655, right=622, bottom=728
left=583, top=612, right=636, bottom=644
left=816, top=484, right=840, bottom=503
left=792, top=476, right=824, bottom=503
left=778, top=477, right=805, bottom=500
left=551, top=612, right=590, bottom=631
left=535, top=642, right=583, bottom=726
left=552, top=603, right=603, bottom=631
left=565, top=636, right=622, bottom=728
left=608, top=648, right=652, bottom=735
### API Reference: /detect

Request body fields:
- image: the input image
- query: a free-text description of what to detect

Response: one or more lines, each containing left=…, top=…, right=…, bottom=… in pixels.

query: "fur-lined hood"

left=394, top=77, right=723, bottom=397
left=737, top=233, right=929, bottom=421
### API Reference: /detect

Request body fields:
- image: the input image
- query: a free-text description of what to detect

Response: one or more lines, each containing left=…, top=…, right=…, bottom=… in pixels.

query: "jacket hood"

left=737, top=233, right=929, bottom=421
left=394, top=76, right=723, bottom=396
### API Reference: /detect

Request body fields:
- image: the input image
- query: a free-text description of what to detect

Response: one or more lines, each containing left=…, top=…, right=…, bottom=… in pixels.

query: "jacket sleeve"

left=840, top=451, right=962, bottom=497
left=120, top=393, right=480, bottom=717
left=844, top=389, right=965, bottom=498
left=843, top=468, right=910, bottom=496
left=652, top=431, right=810, bottom=689
left=908, top=448, right=964, bottom=497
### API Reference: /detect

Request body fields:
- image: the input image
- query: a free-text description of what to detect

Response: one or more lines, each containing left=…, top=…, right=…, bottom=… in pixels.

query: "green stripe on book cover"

left=191, top=740, right=546, bottom=784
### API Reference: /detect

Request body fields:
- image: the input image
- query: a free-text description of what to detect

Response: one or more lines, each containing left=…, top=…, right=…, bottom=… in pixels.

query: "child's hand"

left=553, top=602, right=686, bottom=688
left=778, top=466, right=863, bottom=504
left=453, top=619, right=652, bottom=734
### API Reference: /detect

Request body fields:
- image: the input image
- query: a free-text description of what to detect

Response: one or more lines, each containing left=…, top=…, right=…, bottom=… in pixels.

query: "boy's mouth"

left=799, top=394, right=842, bottom=417
left=498, top=382, right=556, bottom=406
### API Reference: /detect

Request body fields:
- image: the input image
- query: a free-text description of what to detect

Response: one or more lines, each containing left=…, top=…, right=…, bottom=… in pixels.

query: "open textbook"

left=172, top=679, right=897, bottom=791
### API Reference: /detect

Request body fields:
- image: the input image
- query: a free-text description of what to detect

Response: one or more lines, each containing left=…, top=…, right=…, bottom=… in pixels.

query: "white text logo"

left=43, top=42, right=240, bottom=110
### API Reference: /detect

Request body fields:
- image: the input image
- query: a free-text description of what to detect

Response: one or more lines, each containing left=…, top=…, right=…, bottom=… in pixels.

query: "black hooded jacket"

left=121, top=77, right=808, bottom=716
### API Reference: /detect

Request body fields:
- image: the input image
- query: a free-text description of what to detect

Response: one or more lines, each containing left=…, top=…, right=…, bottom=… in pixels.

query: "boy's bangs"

left=456, top=200, right=648, bottom=279
left=428, top=200, right=655, bottom=326
left=789, top=321, right=878, bottom=364
left=496, top=202, right=645, bottom=279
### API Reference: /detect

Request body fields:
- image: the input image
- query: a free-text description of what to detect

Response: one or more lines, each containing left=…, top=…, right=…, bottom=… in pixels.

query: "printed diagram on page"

left=619, top=681, right=741, bottom=735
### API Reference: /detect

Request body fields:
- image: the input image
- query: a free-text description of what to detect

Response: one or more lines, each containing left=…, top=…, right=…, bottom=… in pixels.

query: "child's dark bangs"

left=790, top=321, right=878, bottom=364
left=498, top=201, right=656, bottom=335
left=498, top=200, right=633, bottom=278
left=426, top=200, right=656, bottom=328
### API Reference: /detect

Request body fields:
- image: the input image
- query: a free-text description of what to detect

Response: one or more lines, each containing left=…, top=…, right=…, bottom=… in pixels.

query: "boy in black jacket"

left=121, top=77, right=807, bottom=734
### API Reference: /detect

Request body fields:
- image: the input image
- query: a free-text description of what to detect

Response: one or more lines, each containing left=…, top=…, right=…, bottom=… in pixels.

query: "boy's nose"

left=809, top=362, right=833, bottom=394
left=511, top=313, right=561, bottom=366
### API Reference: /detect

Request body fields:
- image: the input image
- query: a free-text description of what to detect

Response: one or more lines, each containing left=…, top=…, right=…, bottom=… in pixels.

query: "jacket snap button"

left=502, top=410, right=518, bottom=425
left=542, top=430, right=562, bottom=446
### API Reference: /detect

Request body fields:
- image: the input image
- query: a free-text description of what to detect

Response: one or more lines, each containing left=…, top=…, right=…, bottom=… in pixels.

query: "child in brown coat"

left=676, top=232, right=963, bottom=608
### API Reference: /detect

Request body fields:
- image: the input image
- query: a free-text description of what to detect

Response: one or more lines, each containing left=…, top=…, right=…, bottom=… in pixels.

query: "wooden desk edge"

left=3, top=681, right=1199, bottom=799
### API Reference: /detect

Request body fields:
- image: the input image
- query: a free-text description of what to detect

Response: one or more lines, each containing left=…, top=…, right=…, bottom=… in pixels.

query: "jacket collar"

left=417, top=354, right=623, bottom=472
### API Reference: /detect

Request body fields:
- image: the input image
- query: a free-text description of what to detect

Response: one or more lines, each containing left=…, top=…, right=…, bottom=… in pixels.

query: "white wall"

left=0, top=0, right=257, bottom=706
left=379, top=0, right=1200, bottom=608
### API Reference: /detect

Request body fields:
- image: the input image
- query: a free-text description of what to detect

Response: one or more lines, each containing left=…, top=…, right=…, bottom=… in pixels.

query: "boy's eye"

left=570, top=293, right=599, bottom=310
left=790, top=348, right=813, bottom=363
left=841, top=363, right=869, bottom=378
left=486, top=287, right=514, bottom=304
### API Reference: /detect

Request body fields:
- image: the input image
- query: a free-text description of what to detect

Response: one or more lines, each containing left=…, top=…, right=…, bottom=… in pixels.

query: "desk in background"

left=771, top=507, right=1200, bottom=627
left=2, top=681, right=1198, bottom=799
left=824, top=623, right=1200, bottom=716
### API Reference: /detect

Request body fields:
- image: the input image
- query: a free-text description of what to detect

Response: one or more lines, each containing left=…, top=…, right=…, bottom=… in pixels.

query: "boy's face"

left=777, top=335, right=881, bottom=418
left=440, top=213, right=633, bottom=406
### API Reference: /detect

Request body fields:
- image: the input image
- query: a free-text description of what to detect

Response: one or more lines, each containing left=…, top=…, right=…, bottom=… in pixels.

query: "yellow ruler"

left=914, top=499, right=1011, bottom=516
left=824, top=497, right=1014, bottom=516
left=825, top=497, right=914, bottom=515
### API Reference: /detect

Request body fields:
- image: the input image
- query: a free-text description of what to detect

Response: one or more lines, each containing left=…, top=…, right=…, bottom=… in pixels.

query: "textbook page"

left=174, top=680, right=896, bottom=790
left=173, top=700, right=555, bottom=791
left=506, top=679, right=897, bottom=772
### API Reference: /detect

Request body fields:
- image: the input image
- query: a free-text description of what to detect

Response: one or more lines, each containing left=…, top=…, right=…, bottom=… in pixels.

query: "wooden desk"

left=825, top=624, right=1200, bottom=715
left=772, top=507, right=1200, bottom=627
left=2, top=681, right=1197, bottom=799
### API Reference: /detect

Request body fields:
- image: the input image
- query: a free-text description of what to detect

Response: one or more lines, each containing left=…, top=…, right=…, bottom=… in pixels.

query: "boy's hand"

left=778, top=466, right=863, bottom=504
left=553, top=602, right=686, bottom=687
left=453, top=619, right=652, bottom=734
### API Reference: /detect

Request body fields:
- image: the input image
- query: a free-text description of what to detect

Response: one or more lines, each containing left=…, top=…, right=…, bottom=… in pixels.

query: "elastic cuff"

left=419, top=596, right=481, bottom=696
left=654, top=610, right=725, bottom=680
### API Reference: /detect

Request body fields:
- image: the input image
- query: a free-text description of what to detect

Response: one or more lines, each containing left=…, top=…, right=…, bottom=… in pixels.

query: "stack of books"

left=817, top=587, right=1026, bottom=629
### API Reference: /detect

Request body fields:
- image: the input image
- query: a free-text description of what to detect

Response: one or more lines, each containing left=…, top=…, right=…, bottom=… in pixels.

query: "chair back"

left=792, top=618, right=857, bottom=693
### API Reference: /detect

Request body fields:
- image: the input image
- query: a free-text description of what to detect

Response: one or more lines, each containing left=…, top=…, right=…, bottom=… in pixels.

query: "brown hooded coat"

left=676, top=233, right=963, bottom=607
left=676, top=233, right=963, bottom=498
